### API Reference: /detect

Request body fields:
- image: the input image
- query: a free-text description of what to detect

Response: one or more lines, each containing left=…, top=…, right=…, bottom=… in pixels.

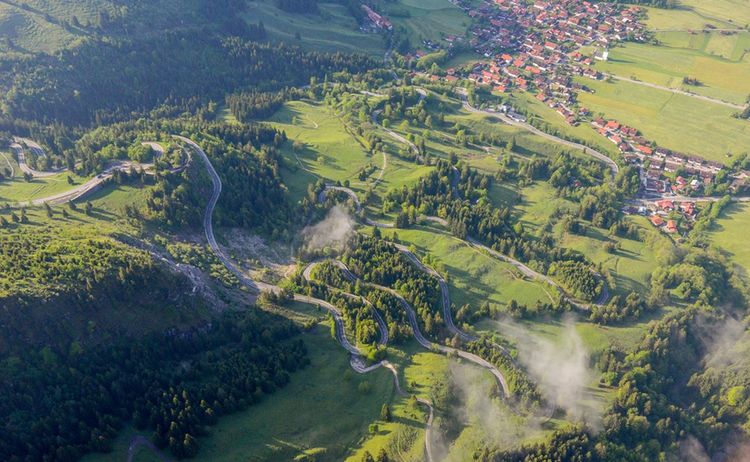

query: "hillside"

left=1, top=0, right=750, bottom=461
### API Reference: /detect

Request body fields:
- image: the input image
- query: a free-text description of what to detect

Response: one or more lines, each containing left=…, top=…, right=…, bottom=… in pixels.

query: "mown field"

left=0, top=159, right=91, bottom=203
left=708, top=202, right=750, bottom=279
left=576, top=77, right=750, bottom=164
left=596, top=37, right=750, bottom=105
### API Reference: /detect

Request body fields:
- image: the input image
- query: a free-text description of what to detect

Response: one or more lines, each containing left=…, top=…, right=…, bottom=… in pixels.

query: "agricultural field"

left=576, top=77, right=750, bottom=164
left=242, top=1, right=385, bottom=56
left=658, top=0, right=750, bottom=28
left=708, top=202, right=750, bottom=279
left=595, top=37, right=750, bottom=105
left=507, top=92, right=621, bottom=159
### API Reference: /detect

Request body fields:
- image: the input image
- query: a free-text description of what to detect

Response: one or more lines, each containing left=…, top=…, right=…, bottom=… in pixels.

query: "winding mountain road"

left=12, top=138, right=65, bottom=178
left=177, top=136, right=441, bottom=459
left=8, top=138, right=190, bottom=207
left=457, top=89, right=619, bottom=179
left=304, top=256, right=511, bottom=399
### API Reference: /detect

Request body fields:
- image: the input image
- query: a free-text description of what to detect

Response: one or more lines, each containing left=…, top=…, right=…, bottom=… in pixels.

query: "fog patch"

left=301, top=205, right=354, bottom=252
left=496, top=317, right=603, bottom=429
left=678, top=436, right=710, bottom=462
left=440, top=362, right=541, bottom=460
left=701, top=316, right=748, bottom=369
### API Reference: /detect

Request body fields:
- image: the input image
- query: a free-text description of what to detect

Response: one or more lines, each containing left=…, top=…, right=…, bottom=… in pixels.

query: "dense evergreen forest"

left=1, top=35, right=374, bottom=127
left=0, top=310, right=308, bottom=461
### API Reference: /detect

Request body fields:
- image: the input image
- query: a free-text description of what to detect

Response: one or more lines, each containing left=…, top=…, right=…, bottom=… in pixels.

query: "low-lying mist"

left=301, top=205, right=354, bottom=253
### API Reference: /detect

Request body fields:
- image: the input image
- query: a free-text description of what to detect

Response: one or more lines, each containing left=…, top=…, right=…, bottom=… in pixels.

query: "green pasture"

left=269, top=100, right=374, bottom=201
left=0, top=167, right=91, bottom=204
left=560, top=215, right=670, bottom=296
left=664, top=0, right=750, bottom=27
left=708, top=202, right=750, bottom=279
left=242, top=1, right=385, bottom=56
left=387, top=0, right=470, bottom=47
left=577, top=77, right=750, bottom=164
left=512, top=182, right=573, bottom=235
left=598, top=37, right=750, bottom=104
left=380, top=224, right=553, bottom=310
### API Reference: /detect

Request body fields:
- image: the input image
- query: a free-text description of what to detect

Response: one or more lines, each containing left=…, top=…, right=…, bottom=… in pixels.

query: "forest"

left=1, top=33, right=375, bottom=127
left=0, top=310, right=308, bottom=461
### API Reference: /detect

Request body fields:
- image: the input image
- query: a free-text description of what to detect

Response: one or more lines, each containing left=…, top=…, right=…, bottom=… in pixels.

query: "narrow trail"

left=127, top=435, right=172, bottom=462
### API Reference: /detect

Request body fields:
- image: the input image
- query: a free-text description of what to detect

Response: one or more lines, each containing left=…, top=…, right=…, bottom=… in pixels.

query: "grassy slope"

left=708, top=202, right=750, bottom=280
left=383, top=223, right=552, bottom=309
left=0, top=0, right=211, bottom=55
left=512, top=182, right=668, bottom=296
left=577, top=77, right=750, bottom=164
left=388, top=0, right=469, bottom=46
left=0, top=167, right=91, bottom=203
left=269, top=100, right=373, bottom=202
left=242, top=1, right=385, bottom=57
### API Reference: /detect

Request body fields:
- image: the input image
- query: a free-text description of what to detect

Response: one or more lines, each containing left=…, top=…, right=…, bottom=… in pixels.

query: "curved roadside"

left=8, top=139, right=189, bottom=207
left=12, top=138, right=65, bottom=178
left=456, top=89, right=619, bottom=179
left=302, top=261, right=388, bottom=347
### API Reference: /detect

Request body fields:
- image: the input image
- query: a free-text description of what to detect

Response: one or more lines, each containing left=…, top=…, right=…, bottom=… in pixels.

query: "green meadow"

left=577, top=77, right=750, bottom=164
left=387, top=0, right=470, bottom=46
left=597, top=38, right=750, bottom=105
left=373, top=223, right=553, bottom=310
left=0, top=167, right=91, bottom=204
left=511, top=182, right=668, bottom=296
left=242, top=1, right=385, bottom=56
left=708, top=202, right=750, bottom=279
left=268, top=100, right=374, bottom=201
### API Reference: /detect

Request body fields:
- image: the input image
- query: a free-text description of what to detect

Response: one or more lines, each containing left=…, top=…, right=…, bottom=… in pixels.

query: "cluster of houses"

left=623, top=199, right=699, bottom=235
left=361, top=5, right=392, bottom=31
left=462, top=0, right=645, bottom=121
left=590, top=117, right=750, bottom=197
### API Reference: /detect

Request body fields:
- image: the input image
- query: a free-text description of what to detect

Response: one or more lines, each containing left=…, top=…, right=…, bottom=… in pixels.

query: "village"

left=438, top=0, right=750, bottom=237
left=358, top=0, right=749, bottom=238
